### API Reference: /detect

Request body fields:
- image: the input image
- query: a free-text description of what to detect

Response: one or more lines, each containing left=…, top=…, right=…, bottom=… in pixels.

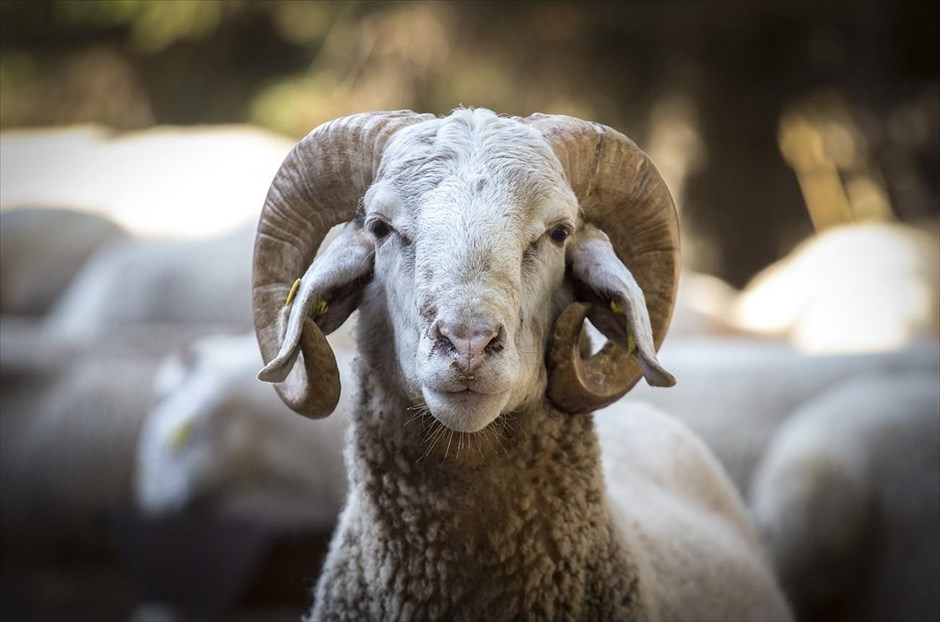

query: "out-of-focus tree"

left=1, top=0, right=937, bottom=284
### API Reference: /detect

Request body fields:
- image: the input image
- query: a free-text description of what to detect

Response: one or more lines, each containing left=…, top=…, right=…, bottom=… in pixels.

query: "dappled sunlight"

left=251, top=2, right=454, bottom=137
left=646, top=93, right=716, bottom=272
left=647, top=93, right=706, bottom=207
left=778, top=92, right=894, bottom=230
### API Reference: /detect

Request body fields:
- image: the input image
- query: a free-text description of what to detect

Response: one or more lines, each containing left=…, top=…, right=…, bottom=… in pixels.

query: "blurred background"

left=1, top=2, right=937, bottom=621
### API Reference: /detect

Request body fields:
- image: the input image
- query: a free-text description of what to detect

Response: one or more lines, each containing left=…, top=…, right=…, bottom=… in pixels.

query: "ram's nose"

left=432, top=319, right=503, bottom=374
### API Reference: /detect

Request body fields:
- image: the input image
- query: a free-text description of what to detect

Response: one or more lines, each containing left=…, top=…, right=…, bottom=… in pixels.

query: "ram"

left=253, top=109, right=791, bottom=621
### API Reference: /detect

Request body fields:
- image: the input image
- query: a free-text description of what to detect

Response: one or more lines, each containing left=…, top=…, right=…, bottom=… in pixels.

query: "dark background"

left=2, top=0, right=938, bottom=285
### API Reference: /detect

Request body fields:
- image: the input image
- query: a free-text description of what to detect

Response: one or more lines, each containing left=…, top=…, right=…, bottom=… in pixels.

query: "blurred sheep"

left=669, top=269, right=740, bottom=337
left=47, top=225, right=255, bottom=336
left=0, top=319, right=204, bottom=555
left=135, top=327, right=355, bottom=523
left=622, top=338, right=940, bottom=492
left=670, top=222, right=940, bottom=353
left=732, top=221, right=940, bottom=354
left=1, top=319, right=353, bottom=550
left=46, top=219, right=347, bottom=339
left=0, top=207, right=126, bottom=316
left=750, top=371, right=940, bottom=622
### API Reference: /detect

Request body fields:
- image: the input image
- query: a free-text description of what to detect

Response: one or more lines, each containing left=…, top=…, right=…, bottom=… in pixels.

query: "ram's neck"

left=311, top=331, right=644, bottom=621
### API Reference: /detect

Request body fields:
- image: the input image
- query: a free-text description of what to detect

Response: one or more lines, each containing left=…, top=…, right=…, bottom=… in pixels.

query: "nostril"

left=431, top=321, right=457, bottom=354
left=473, top=325, right=502, bottom=355
left=485, top=327, right=504, bottom=354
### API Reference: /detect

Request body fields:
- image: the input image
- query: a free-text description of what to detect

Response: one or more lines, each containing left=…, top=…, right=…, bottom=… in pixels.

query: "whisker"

left=495, top=432, right=508, bottom=458
left=490, top=417, right=511, bottom=459
left=404, top=405, right=431, bottom=428
left=474, top=429, right=485, bottom=459
left=425, top=421, right=447, bottom=445
left=500, top=412, right=522, bottom=439
left=422, top=418, right=446, bottom=445
left=444, top=429, right=455, bottom=461
left=404, top=409, right=423, bottom=423
left=419, top=422, right=447, bottom=462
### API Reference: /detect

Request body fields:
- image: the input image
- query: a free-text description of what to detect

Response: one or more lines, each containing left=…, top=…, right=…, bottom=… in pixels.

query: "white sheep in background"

left=135, top=327, right=354, bottom=523
left=750, top=371, right=940, bottom=622
left=665, top=222, right=940, bottom=350
left=732, top=221, right=940, bottom=354
left=47, top=218, right=351, bottom=340
left=0, top=318, right=237, bottom=555
left=0, top=207, right=126, bottom=315
left=47, top=224, right=256, bottom=336
left=253, top=109, right=791, bottom=620
left=1, top=320, right=168, bottom=554
left=668, top=269, right=740, bottom=337
left=622, top=338, right=940, bottom=491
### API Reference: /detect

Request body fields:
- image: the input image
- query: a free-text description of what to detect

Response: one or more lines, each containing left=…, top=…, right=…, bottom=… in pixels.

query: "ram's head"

left=254, top=109, right=678, bottom=433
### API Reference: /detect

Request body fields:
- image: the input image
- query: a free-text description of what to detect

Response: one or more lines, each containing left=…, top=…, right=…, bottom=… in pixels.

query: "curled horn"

left=524, top=114, right=680, bottom=414
left=253, top=111, right=434, bottom=418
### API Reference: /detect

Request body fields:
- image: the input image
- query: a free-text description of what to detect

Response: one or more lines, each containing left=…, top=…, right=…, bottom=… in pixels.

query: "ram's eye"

left=369, top=219, right=392, bottom=239
left=548, top=225, right=571, bottom=244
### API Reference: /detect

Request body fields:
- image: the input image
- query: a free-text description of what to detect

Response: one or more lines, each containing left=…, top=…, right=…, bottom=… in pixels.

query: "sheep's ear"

left=300, top=222, right=374, bottom=336
left=258, top=222, right=373, bottom=384
left=152, top=347, right=193, bottom=400
left=565, top=224, right=675, bottom=388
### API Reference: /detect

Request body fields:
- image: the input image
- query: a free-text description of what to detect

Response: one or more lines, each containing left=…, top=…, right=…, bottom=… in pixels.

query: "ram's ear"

left=258, top=222, right=373, bottom=384
left=565, top=224, right=675, bottom=388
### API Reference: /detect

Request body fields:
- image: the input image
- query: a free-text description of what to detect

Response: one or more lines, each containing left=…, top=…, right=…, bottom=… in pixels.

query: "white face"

left=137, top=335, right=260, bottom=514
left=362, top=110, right=579, bottom=433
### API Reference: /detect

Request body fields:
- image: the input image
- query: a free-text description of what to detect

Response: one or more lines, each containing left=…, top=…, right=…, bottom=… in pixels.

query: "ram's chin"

left=422, top=387, right=509, bottom=433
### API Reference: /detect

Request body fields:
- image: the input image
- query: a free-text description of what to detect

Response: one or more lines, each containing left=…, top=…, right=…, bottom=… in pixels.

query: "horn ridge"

left=524, top=113, right=680, bottom=413
left=252, top=110, right=433, bottom=418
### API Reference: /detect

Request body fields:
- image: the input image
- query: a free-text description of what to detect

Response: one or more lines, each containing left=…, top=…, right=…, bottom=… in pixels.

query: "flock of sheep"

left=1, top=110, right=938, bottom=621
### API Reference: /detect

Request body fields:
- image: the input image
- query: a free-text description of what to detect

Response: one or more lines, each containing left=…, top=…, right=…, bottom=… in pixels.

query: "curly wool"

left=308, top=343, right=646, bottom=621
left=304, top=293, right=792, bottom=622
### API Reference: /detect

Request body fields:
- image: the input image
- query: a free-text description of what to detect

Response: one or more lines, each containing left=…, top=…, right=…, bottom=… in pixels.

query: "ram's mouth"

left=421, top=386, right=509, bottom=433
left=442, top=388, right=474, bottom=398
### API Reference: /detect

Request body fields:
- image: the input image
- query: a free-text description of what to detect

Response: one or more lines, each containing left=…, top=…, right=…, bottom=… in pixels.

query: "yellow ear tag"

left=311, top=299, right=329, bottom=318
left=609, top=299, right=637, bottom=353
left=169, top=420, right=194, bottom=451
left=284, top=278, right=301, bottom=307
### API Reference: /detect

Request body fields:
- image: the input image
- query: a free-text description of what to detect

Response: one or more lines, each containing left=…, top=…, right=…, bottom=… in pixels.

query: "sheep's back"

left=596, top=403, right=793, bottom=622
